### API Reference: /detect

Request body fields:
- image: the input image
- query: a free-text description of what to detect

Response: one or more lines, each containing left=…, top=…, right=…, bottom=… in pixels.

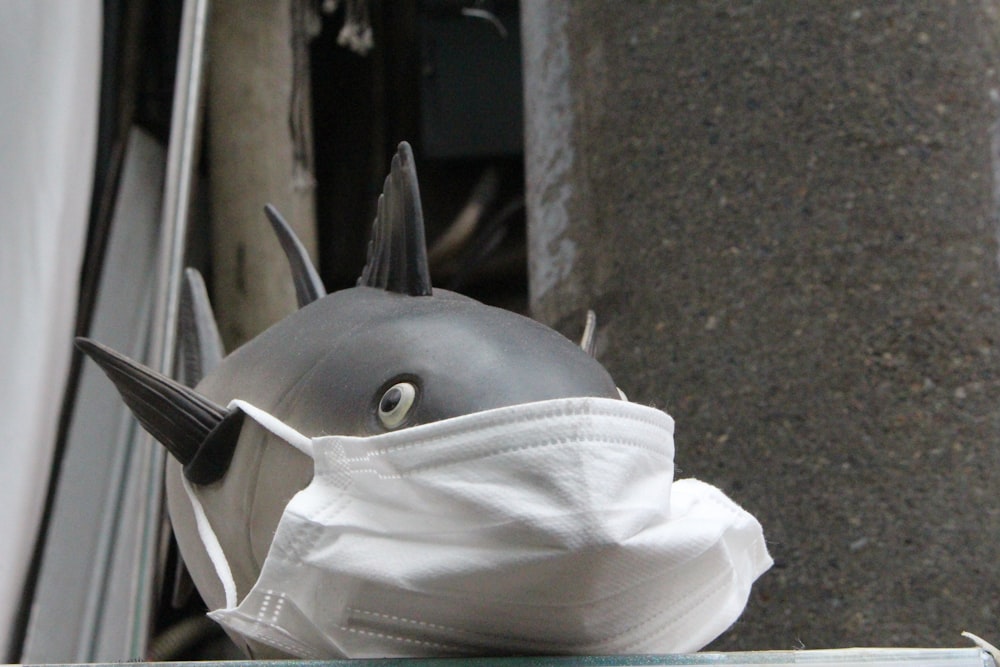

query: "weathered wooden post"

left=207, top=0, right=319, bottom=349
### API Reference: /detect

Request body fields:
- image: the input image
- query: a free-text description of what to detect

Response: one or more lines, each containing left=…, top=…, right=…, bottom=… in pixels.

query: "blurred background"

left=1, top=0, right=999, bottom=662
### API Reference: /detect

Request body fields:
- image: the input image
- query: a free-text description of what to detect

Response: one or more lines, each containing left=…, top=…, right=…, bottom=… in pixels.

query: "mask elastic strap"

left=182, top=476, right=238, bottom=609
left=228, top=399, right=314, bottom=458
left=181, top=399, right=314, bottom=611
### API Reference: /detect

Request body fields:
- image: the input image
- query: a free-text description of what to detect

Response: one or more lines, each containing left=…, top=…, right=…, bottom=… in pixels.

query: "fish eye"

left=377, top=381, right=417, bottom=429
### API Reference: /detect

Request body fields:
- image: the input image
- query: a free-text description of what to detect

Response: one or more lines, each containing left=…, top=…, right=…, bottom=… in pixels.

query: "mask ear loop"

left=183, top=475, right=239, bottom=609
left=182, top=400, right=316, bottom=610
left=228, top=399, right=314, bottom=457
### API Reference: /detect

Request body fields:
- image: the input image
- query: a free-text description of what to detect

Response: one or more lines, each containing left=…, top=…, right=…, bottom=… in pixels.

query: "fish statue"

left=78, top=142, right=771, bottom=660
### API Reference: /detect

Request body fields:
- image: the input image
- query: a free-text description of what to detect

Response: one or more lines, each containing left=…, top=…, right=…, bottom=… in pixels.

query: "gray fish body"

left=170, top=284, right=619, bottom=620
left=79, top=143, right=622, bottom=656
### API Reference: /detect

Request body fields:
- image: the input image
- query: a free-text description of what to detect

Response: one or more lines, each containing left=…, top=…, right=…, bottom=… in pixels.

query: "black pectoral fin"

left=264, top=203, right=325, bottom=308
left=183, top=407, right=243, bottom=484
left=75, top=338, right=238, bottom=483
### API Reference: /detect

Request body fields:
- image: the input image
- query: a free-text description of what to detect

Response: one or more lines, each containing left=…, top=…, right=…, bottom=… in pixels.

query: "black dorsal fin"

left=359, top=141, right=432, bottom=296
left=179, top=268, right=225, bottom=387
left=264, top=204, right=325, bottom=308
left=76, top=338, right=241, bottom=484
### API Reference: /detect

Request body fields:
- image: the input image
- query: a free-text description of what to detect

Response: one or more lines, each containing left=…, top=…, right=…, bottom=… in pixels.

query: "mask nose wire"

left=228, top=399, right=315, bottom=458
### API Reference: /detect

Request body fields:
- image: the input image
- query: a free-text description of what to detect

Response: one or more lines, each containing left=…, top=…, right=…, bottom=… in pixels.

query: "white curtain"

left=0, top=1, right=101, bottom=656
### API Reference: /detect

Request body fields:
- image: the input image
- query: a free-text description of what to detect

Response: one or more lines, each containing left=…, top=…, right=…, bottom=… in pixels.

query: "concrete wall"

left=524, top=2, right=1000, bottom=649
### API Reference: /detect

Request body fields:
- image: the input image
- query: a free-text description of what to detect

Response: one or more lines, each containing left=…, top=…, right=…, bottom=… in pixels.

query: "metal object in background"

left=21, top=0, right=210, bottom=661
left=20, top=130, right=164, bottom=663
left=136, top=0, right=210, bottom=655
left=14, top=646, right=1000, bottom=667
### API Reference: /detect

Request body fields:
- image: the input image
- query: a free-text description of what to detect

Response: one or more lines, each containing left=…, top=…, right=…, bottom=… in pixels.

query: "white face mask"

left=183, top=396, right=772, bottom=659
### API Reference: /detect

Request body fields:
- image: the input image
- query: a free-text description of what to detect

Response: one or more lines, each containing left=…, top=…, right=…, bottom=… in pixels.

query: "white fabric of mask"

left=183, top=396, right=772, bottom=659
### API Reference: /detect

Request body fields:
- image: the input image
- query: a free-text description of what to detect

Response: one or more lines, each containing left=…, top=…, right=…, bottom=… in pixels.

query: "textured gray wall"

left=524, top=2, right=1000, bottom=649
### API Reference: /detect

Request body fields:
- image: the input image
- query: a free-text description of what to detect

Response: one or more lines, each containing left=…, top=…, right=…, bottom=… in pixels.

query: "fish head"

left=79, top=142, right=623, bottom=634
